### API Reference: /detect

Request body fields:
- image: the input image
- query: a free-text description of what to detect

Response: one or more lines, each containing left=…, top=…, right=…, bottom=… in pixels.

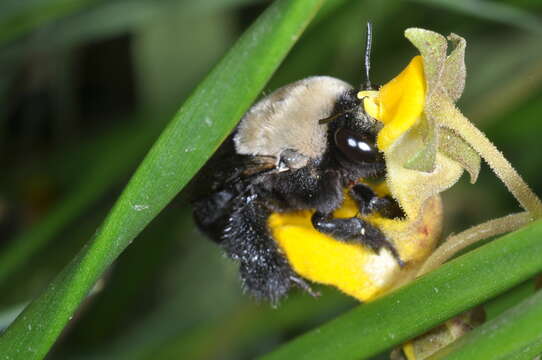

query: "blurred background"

left=1, top=0, right=541, bottom=358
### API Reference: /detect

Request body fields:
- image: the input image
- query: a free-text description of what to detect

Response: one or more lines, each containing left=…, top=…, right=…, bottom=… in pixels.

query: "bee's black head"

left=321, top=89, right=385, bottom=180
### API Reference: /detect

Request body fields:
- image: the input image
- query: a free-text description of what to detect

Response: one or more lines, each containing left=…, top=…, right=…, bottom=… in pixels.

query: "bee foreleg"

left=349, top=183, right=404, bottom=219
left=311, top=211, right=404, bottom=266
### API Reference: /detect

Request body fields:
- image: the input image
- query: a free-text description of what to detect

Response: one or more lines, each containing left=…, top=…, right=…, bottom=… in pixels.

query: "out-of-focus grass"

left=0, top=0, right=100, bottom=45
left=410, top=0, right=542, bottom=34
left=0, top=120, right=159, bottom=287
left=0, top=0, right=326, bottom=358
left=0, top=0, right=541, bottom=359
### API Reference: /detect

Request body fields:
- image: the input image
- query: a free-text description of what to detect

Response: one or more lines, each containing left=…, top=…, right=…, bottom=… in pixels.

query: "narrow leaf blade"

left=0, top=0, right=325, bottom=358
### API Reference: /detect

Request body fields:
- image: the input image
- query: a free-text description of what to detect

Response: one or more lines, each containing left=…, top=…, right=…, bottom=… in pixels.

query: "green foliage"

left=0, top=0, right=326, bottom=357
left=1, top=0, right=542, bottom=359
left=410, top=0, right=542, bottom=34
left=430, top=283, right=542, bottom=359
left=263, top=220, right=542, bottom=360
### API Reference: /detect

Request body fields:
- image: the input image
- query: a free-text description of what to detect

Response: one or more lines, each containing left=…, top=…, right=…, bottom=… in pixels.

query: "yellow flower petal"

left=377, top=55, right=426, bottom=151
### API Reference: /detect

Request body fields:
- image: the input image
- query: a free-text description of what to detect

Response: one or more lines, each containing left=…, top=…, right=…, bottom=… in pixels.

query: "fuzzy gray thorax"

left=234, top=76, right=353, bottom=169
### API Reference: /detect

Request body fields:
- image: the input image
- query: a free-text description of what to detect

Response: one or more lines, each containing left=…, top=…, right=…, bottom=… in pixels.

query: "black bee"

left=191, top=23, right=403, bottom=304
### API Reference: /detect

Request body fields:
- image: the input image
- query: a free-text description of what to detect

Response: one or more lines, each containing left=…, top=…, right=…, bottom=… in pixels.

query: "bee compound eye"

left=334, top=128, right=380, bottom=163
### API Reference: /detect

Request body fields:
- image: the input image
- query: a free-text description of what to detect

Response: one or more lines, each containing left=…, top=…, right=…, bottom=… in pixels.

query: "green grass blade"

left=262, top=220, right=542, bottom=360
left=428, top=289, right=542, bottom=360
left=410, top=0, right=542, bottom=34
left=0, top=0, right=326, bottom=358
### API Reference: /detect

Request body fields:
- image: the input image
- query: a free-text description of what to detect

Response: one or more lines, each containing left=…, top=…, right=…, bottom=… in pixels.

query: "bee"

left=191, top=23, right=405, bottom=304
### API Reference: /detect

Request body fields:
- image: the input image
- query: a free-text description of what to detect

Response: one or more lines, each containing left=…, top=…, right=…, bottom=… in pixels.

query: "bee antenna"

left=363, top=21, right=373, bottom=90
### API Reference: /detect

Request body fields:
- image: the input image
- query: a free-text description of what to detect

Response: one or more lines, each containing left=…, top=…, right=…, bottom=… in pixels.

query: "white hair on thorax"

left=234, top=76, right=352, bottom=166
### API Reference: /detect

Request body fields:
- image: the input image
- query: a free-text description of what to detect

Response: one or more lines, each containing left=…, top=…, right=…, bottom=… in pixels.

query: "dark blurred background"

left=1, top=0, right=541, bottom=359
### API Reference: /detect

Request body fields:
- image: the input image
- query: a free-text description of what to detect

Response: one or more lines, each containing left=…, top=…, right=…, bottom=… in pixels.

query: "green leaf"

left=429, top=288, right=542, bottom=359
left=438, top=127, right=481, bottom=184
left=0, top=0, right=326, bottom=358
left=262, top=219, right=542, bottom=360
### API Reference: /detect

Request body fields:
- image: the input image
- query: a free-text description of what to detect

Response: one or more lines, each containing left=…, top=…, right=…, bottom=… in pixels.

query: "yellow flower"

left=359, top=55, right=426, bottom=152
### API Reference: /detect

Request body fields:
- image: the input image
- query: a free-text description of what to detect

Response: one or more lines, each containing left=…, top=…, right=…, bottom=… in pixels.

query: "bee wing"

left=206, top=154, right=276, bottom=191
left=184, top=136, right=277, bottom=202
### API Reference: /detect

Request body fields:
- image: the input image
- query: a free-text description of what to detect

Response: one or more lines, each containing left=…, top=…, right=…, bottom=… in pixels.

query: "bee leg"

left=311, top=211, right=405, bottom=266
left=349, top=183, right=405, bottom=219
left=222, top=197, right=315, bottom=305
